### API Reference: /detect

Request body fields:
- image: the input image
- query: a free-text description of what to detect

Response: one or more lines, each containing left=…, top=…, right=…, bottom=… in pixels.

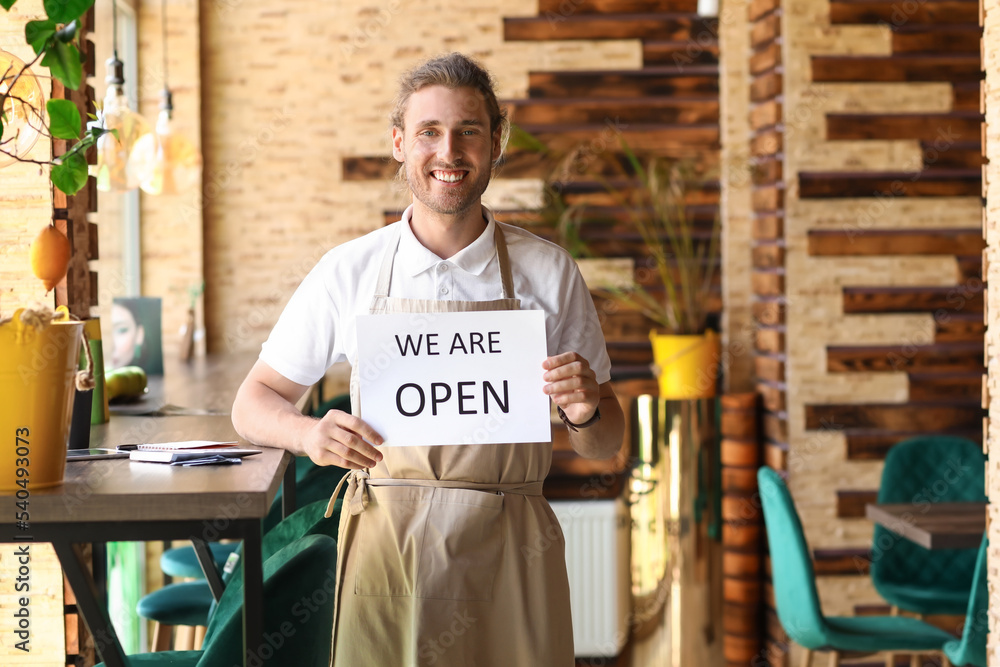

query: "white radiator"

left=550, top=498, right=631, bottom=658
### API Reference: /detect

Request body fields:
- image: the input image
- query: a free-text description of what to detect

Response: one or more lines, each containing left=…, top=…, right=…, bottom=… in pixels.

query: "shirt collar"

left=397, top=204, right=498, bottom=278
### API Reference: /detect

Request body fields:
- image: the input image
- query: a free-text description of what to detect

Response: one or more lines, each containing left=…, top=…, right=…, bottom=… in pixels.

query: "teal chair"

left=757, top=467, right=955, bottom=666
left=98, top=533, right=338, bottom=667
left=161, top=393, right=351, bottom=578
left=943, top=533, right=988, bottom=667
left=138, top=498, right=341, bottom=649
left=871, top=436, right=986, bottom=616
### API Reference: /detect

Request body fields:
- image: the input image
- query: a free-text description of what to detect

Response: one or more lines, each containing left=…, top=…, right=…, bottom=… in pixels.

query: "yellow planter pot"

left=649, top=330, right=720, bottom=400
left=0, top=307, right=83, bottom=491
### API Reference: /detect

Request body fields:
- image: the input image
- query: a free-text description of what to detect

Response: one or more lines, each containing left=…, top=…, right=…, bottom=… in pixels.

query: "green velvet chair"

left=161, top=393, right=351, bottom=578
left=943, top=533, right=988, bottom=667
left=98, top=533, right=338, bottom=667
left=138, top=498, right=341, bottom=649
left=871, top=435, right=986, bottom=616
left=757, top=467, right=955, bottom=666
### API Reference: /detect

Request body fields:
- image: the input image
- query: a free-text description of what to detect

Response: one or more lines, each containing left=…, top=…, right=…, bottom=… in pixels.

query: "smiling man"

left=232, top=52, right=624, bottom=666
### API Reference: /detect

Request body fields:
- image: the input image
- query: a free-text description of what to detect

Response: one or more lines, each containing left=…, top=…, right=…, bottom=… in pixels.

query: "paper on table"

left=130, top=449, right=261, bottom=463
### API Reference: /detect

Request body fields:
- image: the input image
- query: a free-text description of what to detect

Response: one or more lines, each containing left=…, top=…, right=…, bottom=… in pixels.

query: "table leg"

left=52, top=542, right=128, bottom=667
left=192, top=537, right=226, bottom=602
left=240, top=520, right=264, bottom=667
left=282, top=460, right=296, bottom=519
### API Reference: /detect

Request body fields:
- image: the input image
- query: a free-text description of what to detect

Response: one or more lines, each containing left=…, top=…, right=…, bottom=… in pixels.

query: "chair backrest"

left=871, top=436, right=985, bottom=591
left=950, top=533, right=989, bottom=667
left=196, top=534, right=339, bottom=667
left=757, top=467, right=828, bottom=649
left=207, top=498, right=342, bottom=624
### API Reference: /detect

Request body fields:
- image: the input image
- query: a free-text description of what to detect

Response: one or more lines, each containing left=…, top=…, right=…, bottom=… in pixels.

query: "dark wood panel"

left=799, top=170, right=982, bottom=198
left=757, top=381, right=786, bottom=412
left=752, top=214, right=783, bottom=240
left=505, top=14, right=714, bottom=42
left=921, top=141, right=984, bottom=169
left=510, top=124, right=720, bottom=155
left=837, top=490, right=878, bottom=518
left=754, top=355, right=785, bottom=382
left=811, top=55, right=982, bottom=82
left=908, top=371, right=983, bottom=402
left=846, top=428, right=982, bottom=459
left=812, top=548, right=870, bottom=576
left=752, top=270, right=785, bottom=297
left=804, top=402, right=982, bottom=431
left=826, top=112, right=982, bottom=141
left=826, top=342, right=982, bottom=373
left=750, top=42, right=782, bottom=75
left=722, top=467, right=761, bottom=494
left=829, top=0, right=978, bottom=25
left=751, top=100, right=781, bottom=131
left=606, top=341, right=654, bottom=365
left=751, top=11, right=781, bottom=47
left=953, top=81, right=981, bottom=111
left=755, top=328, right=785, bottom=355
left=750, top=69, right=782, bottom=101
left=842, top=285, right=983, bottom=314
left=753, top=299, right=786, bottom=326
left=891, top=24, right=982, bottom=54
left=752, top=184, right=784, bottom=210
left=752, top=243, right=785, bottom=269
left=528, top=68, right=719, bottom=99
left=763, top=413, right=788, bottom=445
left=537, top=0, right=699, bottom=13
left=749, top=0, right=781, bottom=21
left=507, top=97, right=719, bottom=125
left=936, top=313, right=985, bottom=341
left=807, top=228, right=983, bottom=256
left=751, top=129, right=783, bottom=157
left=642, top=40, right=719, bottom=67
left=752, top=156, right=783, bottom=185
left=343, top=155, right=397, bottom=181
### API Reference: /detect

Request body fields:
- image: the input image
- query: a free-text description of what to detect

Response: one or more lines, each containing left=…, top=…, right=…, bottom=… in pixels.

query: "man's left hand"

left=542, top=352, right=599, bottom=424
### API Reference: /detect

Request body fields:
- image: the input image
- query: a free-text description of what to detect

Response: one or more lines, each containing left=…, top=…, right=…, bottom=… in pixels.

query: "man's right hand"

left=302, top=410, right=384, bottom=469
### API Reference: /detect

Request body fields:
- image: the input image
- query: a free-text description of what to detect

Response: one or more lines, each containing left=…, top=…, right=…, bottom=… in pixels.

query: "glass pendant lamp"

left=126, top=0, right=201, bottom=195
left=92, top=0, right=150, bottom=191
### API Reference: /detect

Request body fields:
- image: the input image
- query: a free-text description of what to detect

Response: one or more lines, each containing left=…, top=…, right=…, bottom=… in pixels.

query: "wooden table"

left=0, top=355, right=295, bottom=667
left=865, top=502, right=986, bottom=550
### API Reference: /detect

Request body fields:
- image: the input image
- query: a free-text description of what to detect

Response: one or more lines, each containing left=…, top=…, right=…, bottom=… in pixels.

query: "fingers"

left=306, top=411, right=384, bottom=469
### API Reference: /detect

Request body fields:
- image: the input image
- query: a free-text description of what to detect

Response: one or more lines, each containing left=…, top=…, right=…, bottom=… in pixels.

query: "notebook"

left=126, top=440, right=241, bottom=451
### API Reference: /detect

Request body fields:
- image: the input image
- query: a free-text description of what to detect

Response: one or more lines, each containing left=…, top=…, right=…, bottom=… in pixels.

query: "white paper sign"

left=356, top=310, right=551, bottom=446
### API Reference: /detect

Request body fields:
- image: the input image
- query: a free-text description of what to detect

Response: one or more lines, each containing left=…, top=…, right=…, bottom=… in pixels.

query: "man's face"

left=392, top=85, right=501, bottom=218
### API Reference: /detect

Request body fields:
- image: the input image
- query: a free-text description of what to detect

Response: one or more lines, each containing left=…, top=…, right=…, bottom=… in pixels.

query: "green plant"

left=509, top=125, right=719, bottom=335
left=1, top=0, right=115, bottom=194
left=603, top=137, right=720, bottom=335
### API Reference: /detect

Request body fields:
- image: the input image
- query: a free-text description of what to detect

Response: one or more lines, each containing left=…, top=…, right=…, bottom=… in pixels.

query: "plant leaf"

left=41, top=40, right=81, bottom=90
left=55, top=19, right=77, bottom=43
left=0, top=0, right=18, bottom=10
left=51, top=150, right=88, bottom=194
left=25, top=19, right=56, bottom=55
left=46, top=98, right=80, bottom=139
left=43, top=0, right=94, bottom=24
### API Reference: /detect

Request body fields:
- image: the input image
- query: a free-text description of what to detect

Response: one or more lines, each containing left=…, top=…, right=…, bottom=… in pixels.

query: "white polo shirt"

left=260, top=205, right=612, bottom=388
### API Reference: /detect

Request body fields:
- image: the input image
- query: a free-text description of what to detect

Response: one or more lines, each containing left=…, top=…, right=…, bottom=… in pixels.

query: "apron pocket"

left=415, top=487, right=504, bottom=601
left=353, top=486, right=430, bottom=597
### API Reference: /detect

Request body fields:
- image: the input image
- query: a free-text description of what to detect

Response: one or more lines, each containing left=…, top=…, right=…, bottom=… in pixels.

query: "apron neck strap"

left=372, top=215, right=516, bottom=300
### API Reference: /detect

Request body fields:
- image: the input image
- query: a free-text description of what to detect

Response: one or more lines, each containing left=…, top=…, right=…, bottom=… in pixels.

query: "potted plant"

left=508, top=127, right=720, bottom=399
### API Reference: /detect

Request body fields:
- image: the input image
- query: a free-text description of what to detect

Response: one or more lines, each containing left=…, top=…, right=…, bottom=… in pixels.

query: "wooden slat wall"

left=774, top=0, right=985, bottom=662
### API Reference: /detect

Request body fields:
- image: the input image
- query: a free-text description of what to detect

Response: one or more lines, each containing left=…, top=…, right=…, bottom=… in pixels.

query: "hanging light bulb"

left=92, top=0, right=151, bottom=191
left=125, top=0, right=201, bottom=195
left=127, top=88, right=201, bottom=195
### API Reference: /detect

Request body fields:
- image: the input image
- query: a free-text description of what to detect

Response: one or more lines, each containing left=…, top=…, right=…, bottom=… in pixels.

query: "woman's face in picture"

left=110, top=303, right=144, bottom=368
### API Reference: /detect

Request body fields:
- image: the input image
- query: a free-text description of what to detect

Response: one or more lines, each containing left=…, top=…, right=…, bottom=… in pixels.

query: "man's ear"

left=491, top=128, right=503, bottom=164
left=391, top=126, right=405, bottom=163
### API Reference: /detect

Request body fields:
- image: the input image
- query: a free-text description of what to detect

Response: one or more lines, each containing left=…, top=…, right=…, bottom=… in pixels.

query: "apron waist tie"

left=325, top=468, right=544, bottom=518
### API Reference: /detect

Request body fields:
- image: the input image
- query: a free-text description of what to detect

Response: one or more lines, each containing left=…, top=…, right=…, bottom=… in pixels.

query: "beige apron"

left=325, top=223, right=574, bottom=666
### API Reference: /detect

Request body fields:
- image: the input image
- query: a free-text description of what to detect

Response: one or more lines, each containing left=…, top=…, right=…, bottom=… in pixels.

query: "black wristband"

left=557, top=406, right=601, bottom=432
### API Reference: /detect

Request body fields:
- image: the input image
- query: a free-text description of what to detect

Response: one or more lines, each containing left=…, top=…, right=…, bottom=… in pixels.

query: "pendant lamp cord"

left=111, top=0, right=118, bottom=58
left=161, top=0, right=168, bottom=89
